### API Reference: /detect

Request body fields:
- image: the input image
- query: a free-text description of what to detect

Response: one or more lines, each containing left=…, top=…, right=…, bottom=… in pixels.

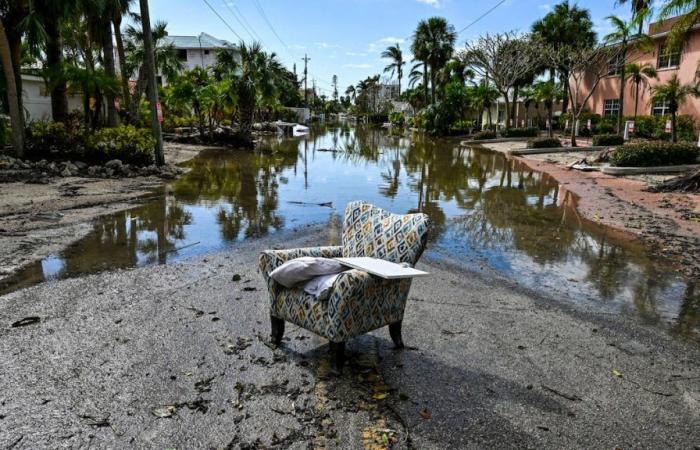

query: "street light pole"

left=139, top=0, right=165, bottom=166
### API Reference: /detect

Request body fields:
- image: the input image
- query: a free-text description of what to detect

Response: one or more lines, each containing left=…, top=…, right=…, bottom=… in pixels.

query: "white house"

left=21, top=74, right=83, bottom=122
left=157, top=32, right=233, bottom=85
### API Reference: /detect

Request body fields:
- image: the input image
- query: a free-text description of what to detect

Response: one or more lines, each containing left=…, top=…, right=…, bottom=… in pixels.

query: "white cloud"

left=343, top=63, right=372, bottom=69
left=315, top=42, right=340, bottom=49
left=416, top=0, right=441, bottom=7
left=378, top=36, right=406, bottom=44
left=346, top=51, right=368, bottom=57
left=538, top=3, right=551, bottom=12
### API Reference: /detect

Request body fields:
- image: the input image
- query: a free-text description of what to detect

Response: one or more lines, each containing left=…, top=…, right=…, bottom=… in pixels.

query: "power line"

left=457, top=0, right=508, bottom=34
left=231, top=2, right=264, bottom=42
left=249, top=0, right=294, bottom=56
left=222, top=1, right=263, bottom=43
left=201, top=0, right=245, bottom=42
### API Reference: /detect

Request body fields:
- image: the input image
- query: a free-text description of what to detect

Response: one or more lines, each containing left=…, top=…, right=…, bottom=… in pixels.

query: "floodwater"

left=2, top=125, right=698, bottom=341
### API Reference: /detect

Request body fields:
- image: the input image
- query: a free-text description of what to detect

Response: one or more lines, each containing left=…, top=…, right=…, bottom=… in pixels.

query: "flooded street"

left=3, top=126, right=697, bottom=341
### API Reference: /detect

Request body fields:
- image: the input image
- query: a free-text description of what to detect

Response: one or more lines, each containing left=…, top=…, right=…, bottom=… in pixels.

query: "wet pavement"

left=1, top=226, right=699, bottom=448
left=1, top=126, right=698, bottom=343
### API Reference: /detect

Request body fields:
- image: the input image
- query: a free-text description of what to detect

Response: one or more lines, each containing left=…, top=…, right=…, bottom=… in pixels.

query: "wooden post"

left=139, top=0, right=165, bottom=166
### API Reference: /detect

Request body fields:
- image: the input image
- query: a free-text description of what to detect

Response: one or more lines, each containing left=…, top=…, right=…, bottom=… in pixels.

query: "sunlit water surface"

left=2, top=125, right=697, bottom=341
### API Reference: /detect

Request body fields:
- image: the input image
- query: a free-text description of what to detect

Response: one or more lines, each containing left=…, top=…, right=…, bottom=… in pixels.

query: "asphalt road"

left=1, top=225, right=699, bottom=449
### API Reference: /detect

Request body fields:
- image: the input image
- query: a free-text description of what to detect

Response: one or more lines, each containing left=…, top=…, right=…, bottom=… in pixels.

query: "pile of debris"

left=0, top=155, right=184, bottom=183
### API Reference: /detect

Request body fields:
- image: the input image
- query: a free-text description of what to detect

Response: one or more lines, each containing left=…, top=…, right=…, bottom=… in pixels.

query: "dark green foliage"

left=624, top=115, right=697, bottom=141
left=527, top=137, right=562, bottom=148
left=592, top=134, right=625, bottom=146
left=26, top=122, right=156, bottom=166
left=502, top=127, right=539, bottom=138
left=0, top=115, right=8, bottom=146
left=473, top=130, right=497, bottom=140
left=610, top=142, right=699, bottom=167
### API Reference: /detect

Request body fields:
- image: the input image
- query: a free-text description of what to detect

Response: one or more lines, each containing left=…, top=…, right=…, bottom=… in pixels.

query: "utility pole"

left=139, top=0, right=164, bottom=166
left=302, top=54, right=310, bottom=107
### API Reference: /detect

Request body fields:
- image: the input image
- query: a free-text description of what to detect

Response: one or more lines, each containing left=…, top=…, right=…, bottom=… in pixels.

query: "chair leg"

left=270, top=315, right=285, bottom=346
left=389, top=321, right=404, bottom=349
left=329, top=341, right=346, bottom=375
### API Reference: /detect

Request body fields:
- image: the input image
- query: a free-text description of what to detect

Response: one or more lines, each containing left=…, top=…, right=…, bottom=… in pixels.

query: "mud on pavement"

left=0, top=226, right=699, bottom=449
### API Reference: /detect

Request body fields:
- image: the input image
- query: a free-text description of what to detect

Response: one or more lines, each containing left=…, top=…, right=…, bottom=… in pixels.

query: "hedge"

left=502, top=127, right=539, bottom=138
left=610, top=142, right=700, bottom=167
left=592, top=134, right=625, bottom=146
left=527, top=137, right=562, bottom=148
left=473, top=130, right=496, bottom=140
left=26, top=122, right=156, bottom=166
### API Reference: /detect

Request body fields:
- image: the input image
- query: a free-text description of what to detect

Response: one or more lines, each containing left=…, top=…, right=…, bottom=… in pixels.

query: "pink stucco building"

left=583, top=17, right=700, bottom=123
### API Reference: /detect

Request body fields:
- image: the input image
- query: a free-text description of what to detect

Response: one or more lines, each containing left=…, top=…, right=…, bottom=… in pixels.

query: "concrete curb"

left=461, top=137, right=532, bottom=145
left=508, top=146, right=608, bottom=156
left=601, top=164, right=700, bottom=175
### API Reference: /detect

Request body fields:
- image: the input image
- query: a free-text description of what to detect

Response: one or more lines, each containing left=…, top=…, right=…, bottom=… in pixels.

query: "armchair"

left=259, top=201, right=430, bottom=373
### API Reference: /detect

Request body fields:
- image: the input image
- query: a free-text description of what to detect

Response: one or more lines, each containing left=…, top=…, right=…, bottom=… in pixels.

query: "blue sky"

left=148, top=0, right=634, bottom=96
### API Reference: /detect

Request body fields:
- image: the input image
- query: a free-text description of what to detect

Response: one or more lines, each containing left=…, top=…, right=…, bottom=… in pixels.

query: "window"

left=657, top=43, right=680, bottom=69
left=607, top=53, right=624, bottom=76
left=652, top=99, right=671, bottom=116
left=204, top=49, right=210, bottom=55
left=603, top=99, right=620, bottom=117
left=177, top=49, right=188, bottom=61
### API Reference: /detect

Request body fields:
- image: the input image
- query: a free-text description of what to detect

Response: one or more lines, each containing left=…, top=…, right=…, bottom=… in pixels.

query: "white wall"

left=22, top=76, right=82, bottom=122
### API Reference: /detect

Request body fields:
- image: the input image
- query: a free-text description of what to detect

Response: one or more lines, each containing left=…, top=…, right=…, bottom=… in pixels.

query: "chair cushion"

left=342, top=201, right=429, bottom=265
left=270, top=257, right=346, bottom=288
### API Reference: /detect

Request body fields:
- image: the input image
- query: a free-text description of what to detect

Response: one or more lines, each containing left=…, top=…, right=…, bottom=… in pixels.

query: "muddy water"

left=2, top=125, right=697, bottom=341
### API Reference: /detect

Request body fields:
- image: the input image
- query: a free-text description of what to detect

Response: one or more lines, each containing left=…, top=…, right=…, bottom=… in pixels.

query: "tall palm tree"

left=531, top=0, right=596, bottom=113
left=616, top=0, right=651, bottom=34
left=412, top=17, right=457, bottom=104
left=533, top=80, right=563, bottom=137
left=519, top=86, right=535, bottom=127
left=108, top=0, right=134, bottom=112
left=472, top=80, right=499, bottom=128
left=0, top=16, right=24, bottom=156
left=625, top=62, right=657, bottom=118
left=650, top=74, right=700, bottom=142
left=381, top=43, right=405, bottom=97
left=345, top=85, right=356, bottom=102
left=604, top=15, right=653, bottom=135
left=407, top=62, right=423, bottom=89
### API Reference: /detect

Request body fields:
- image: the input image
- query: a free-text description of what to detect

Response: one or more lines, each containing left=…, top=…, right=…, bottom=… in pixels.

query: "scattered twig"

left=160, top=241, right=200, bottom=256
left=11, top=316, right=41, bottom=328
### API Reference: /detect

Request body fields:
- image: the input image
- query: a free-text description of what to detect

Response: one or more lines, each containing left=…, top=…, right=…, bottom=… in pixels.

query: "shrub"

left=610, top=142, right=700, bottom=167
left=527, top=137, right=562, bottom=148
left=26, top=121, right=85, bottom=160
left=473, top=130, right=497, bottom=140
left=592, top=134, right=625, bottom=146
left=502, top=127, right=539, bottom=138
left=389, top=111, right=405, bottom=127
left=85, top=125, right=156, bottom=166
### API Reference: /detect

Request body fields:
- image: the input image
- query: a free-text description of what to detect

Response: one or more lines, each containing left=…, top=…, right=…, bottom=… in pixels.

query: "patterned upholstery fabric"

left=259, top=202, right=430, bottom=342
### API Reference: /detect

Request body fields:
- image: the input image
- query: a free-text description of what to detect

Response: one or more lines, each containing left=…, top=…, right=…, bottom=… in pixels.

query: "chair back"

left=342, top=201, right=430, bottom=266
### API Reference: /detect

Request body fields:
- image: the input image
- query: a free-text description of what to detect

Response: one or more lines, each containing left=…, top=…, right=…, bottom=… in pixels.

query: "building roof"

left=648, top=15, right=700, bottom=37
left=163, top=33, right=233, bottom=49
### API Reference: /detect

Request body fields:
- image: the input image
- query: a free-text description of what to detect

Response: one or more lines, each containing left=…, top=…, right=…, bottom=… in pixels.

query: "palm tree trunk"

left=102, top=20, right=119, bottom=127
left=671, top=110, right=677, bottom=143
left=547, top=104, right=553, bottom=138
left=422, top=62, right=428, bottom=105
left=113, top=16, right=131, bottom=113
left=44, top=15, right=69, bottom=123
left=617, top=48, right=627, bottom=135
left=634, top=81, right=640, bottom=118
left=561, top=72, right=570, bottom=114
left=0, top=18, right=24, bottom=157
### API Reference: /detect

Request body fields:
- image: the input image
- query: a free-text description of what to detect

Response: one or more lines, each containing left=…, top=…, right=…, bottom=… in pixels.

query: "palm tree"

left=531, top=0, right=596, bottom=113
left=472, top=80, right=499, bottom=128
left=519, top=86, right=535, bottom=127
left=216, top=41, right=283, bottom=140
left=616, top=0, right=651, bottom=34
left=604, top=15, right=652, bottom=135
left=650, top=74, right=700, bottom=142
left=625, top=62, right=657, bottom=118
left=381, top=43, right=405, bottom=97
left=533, top=80, right=563, bottom=137
left=412, top=17, right=457, bottom=104
left=345, top=85, right=356, bottom=102
left=0, top=16, right=24, bottom=156
left=658, top=0, right=700, bottom=50
left=108, top=0, right=134, bottom=112
left=407, top=62, right=423, bottom=89
left=124, top=20, right=183, bottom=123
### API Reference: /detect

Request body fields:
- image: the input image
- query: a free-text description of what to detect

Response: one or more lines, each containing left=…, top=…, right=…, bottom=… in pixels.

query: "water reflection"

left=2, top=126, right=697, bottom=342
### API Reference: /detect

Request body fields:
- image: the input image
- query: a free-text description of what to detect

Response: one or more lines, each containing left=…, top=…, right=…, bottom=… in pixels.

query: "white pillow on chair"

left=270, top=257, right=346, bottom=288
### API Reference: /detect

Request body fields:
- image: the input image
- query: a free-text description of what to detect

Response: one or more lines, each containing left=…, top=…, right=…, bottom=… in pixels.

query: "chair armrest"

left=259, top=246, right=343, bottom=279
left=326, top=269, right=412, bottom=340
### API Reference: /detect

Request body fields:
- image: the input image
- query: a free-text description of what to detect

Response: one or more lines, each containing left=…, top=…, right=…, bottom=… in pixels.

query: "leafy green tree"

left=0, top=13, right=24, bottom=156
left=531, top=1, right=596, bottom=113
left=411, top=17, right=457, bottom=104
left=471, top=80, right=499, bottom=128
left=650, top=74, right=700, bottom=143
left=625, top=62, right=657, bottom=118
left=381, top=43, right=405, bottom=96
left=658, top=0, right=700, bottom=50
left=616, top=0, right=651, bottom=34
left=533, top=80, right=563, bottom=137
